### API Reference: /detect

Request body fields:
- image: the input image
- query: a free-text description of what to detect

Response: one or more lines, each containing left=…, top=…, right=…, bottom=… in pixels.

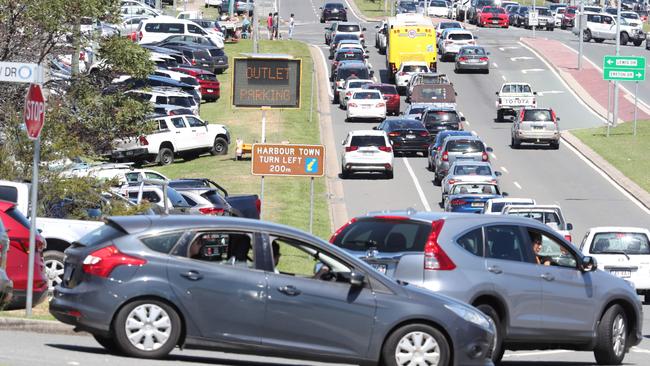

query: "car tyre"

left=341, top=166, right=349, bottom=179
left=496, top=110, right=503, bottom=122
left=593, top=304, right=628, bottom=365
left=594, top=38, right=605, bottom=43
left=157, top=147, right=174, bottom=166
left=550, top=141, right=560, bottom=150
left=386, top=170, right=394, bottom=179
left=644, top=293, right=650, bottom=305
left=381, top=323, right=450, bottom=366
left=433, top=175, right=441, bottom=186
left=94, top=334, right=122, bottom=354
left=633, top=39, right=643, bottom=47
left=320, top=18, right=325, bottom=23
left=511, top=137, right=520, bottom=149
left=210, top=137, right=228, bottom=155
left=113, top=300, right=181, bottom=359
left=620, top=32, right=629, bottom=45
left=476, top=304, right=505, bottom=364
left=583, top=29, right=592, bottom=42
left=44, top=250, right=65, bottom=293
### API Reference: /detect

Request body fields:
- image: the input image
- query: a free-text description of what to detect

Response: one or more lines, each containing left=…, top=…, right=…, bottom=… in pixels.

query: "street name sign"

left=528, top=10, right=539, bottom=26
left=232, top=56, right=302, bottom=108
left=603, top=55, right=645, bottom=82
left=0, top=62, right=42, bottom=83
left=252, top=144, right=325, bottom=177
left=24, top=84, right=46, bottom=140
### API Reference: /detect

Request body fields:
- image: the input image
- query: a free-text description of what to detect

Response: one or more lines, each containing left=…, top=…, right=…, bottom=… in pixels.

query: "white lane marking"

left=518, top=41, right=607, bottom=123
left=514, top=181, right=522, bottom=189
left=492, top=62, right=498, bottom=68
left=521, top=68, right=545, bottom=73
left=489, top=153, right=497, bottom=160
left=631, top=347, right=650, bottom=354
left=501, top=74, right=507, bottom=81
left=560, top=138, right=650, bottom=216
left=500, top=166, right=508, bottom=173
left=537, top=90, right=565, bottom=96
left=343, top=0, right=365, bottom=22
left=504, top=350, right=571, bottom=358
left=471, top=130, right=477, bottom=135
left=510, top=56, right=534, bottom=61
left=499, top=46, right=519, bottom=51
left=313, top=45, right=334, bottom=99
left=402, top=157, right=432, bottom=212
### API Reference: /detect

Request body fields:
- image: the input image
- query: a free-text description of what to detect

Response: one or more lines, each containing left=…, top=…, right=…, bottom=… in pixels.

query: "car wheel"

left=511, top=137, right=520, bottom=149
left=433, top=175, right=441, bottom=186
left=320, top=18, right=324, bottom=23
left=381, top=323, right=450, bottom=366
left=583, top=29, right=592, bottom=42
left=113, top=300, right=181, bottom=359
left=548, top=26, right=554, bottom=31
left=644, top=293, right=650, bottom=305
left=594, top=38, right=605, bottom=43
left=210, top=137, right=228, bottom=155
left=93, top=334, right=121, bottom=354
left=44, top=251, right=65, bottom=294
left=497, top=110, right=503, bottom=122
left=341, top=166, right=349, bottom=179
left=157, top=147, right=174, bottom=166
left=633, top=39, right=643, bottom=47
left=386, top=170, right=394, bottom=179
left=620, top=32, right=629, bottom=45
left=476, top=304, right=505, bottom=364
left=593, top=304, right=627, bottom=365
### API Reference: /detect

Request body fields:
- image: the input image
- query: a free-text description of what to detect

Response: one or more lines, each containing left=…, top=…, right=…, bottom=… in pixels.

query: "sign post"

left=24, top=83, right=46, bottom=317
left=603, top=55, right=646, bottom=136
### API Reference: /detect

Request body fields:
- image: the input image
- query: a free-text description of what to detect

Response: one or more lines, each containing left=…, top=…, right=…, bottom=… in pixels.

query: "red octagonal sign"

left=24, top=83, right=46, bottom=140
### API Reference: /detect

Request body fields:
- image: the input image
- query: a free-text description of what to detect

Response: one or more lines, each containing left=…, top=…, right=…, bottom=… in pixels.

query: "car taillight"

left=564, top=234, right=572, bottom=242
left=448, top=179, right=457, bottom=185
left=191, top=59, right=197, bottom=65
left=379, top=146, right=392, bottom=152
left=388, top=132, right=400, bottom=137
left=82, top=245, right=146, bottom=278
left=458, top=56, right=468, bottom=62
left=479, top=57, right=489, bottom=62
left=450, top=199, right=466, bottom=206
left=139, top=135, right=149, bottom=146
left=398, top=72, right=406, bottom=76
left=441, top=152, right=448, bottom=161
left=138, top=31, right=143, bottom=41
left=36, top=236, right=46, bottom=252
left=482, top=152, right=489, bottom=161
left=419, top=131, right=429, bottom=137
left=424, top=220, right=455, bottom=270
left=376, top=102, right=386, bottom=107
left=346, top=91, right=352, bottom=96
left=329, top=218, right=358, bottom=243
left=348, top=102, right=358, bottom=108
left=198, top=207, right=225, bottom=215
left=256, top=198, right=261, bottom=215
left=345, top=146, right=359, bottom=152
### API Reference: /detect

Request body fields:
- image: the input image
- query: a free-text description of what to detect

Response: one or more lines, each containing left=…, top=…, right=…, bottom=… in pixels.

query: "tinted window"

left=425, top=111, right=460, bottom=124
left=390, top=120, right=425, bottom=129
left=348, top=81, right=371, bottom=89
left=402, top=65, right=429, bottom=73
left=453, top=164, right=492, bottom=175
left=446, top=139, right=484, bottom=152
left=180, top=76, right=199, bottom=86
left=167, top=96, right=193, bottom=107
left=186, top=116, right=205, bottom=127
left=141, top=232, right=184, bottom=253
left=407, top=107, right=426, bottom=115
left=337, top=24, right=360, bottom=32
left=523, top=109, right=552, bottom=121
left=325, top=3, right=345, bottom=9
left=78, top=223, right=126, bottom=247
left=209, top=48, right=225, bottom=57
left=353, top=91, right=381, bottom=99
left=591, top=233, right=650, bottom=254
left=201, top=190, right=228, bottom=205
left=370, top=85, right=398, bottom=94
left=459, top=47, right=486, bottom=55
left=145, top=23, right=185, bottom=33
left=0, top=186, right=18, bottom=203
left=485, top=225, right=527, bottom=262
left=338, top=67, right=369, bottom=80
left=508, top=211, right=561, bottom=226
left=334, top=34, right=359, bottom=43
left=186, top=232, right=254, bottom=268
left=449, top=33, right=473, bottom=40
left=350, top=135, right=387, bottom=147
left=450, top=184, right=496, bottom=195
left=180, top=193, right=197, bottom=206
left=6, top=207, right=31, bottom=228
left=441, top=22, right=462, bottom=29
left=537, top=8, right=551, bottom=15
left=171, top=117, right=186, bottom=128
left=430, top=0, right=447, bottom=6
left=336, top=51, right=364, bottom=61
left=567, top=8, right=576, bottom=14
left=167, top=187, right=190, bottom=208
left=457, top=228, right=484, bottom=256
left=129, top=191, right=161, bottom=203
left=332, top=219, right=431, bottom=253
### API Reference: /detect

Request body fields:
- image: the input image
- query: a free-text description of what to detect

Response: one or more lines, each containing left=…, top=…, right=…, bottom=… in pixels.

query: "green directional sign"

left=603, top=55, right=646, bottom=81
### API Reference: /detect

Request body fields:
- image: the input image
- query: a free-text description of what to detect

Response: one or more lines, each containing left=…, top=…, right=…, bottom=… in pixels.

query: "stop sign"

left=24, top=83, right=46, bottom=140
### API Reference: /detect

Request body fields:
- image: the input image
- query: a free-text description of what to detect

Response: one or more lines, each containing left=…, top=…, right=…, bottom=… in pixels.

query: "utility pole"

left=532, top=0, right=536, bottom=38
left=612, top=0, right=621, bottom=127
left=578, top=0, right=584, bottom=69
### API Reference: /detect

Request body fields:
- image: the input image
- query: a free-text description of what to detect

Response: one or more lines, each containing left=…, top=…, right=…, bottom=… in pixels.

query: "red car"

left=362, top=83, right=400, bottom=116
left=0, top=200, right=47, bottom=310
left=561, top=6, right=578, bottom=29
left=170, top=66, right=221, bottom=102
left=477, top=6, right=509, bottom=28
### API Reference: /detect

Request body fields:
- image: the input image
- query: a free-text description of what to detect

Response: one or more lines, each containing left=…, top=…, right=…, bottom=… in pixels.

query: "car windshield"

left=348, top=81, right=371, bottom=88
left=502, top=84, right=531, bottom=93
left=334, top=34, right=359, bottom=42
left=350, top=135, right=386, bottom=147
left=332, top=218, right=432, bottom=253
left=451, top=184, right=496, bottom=195
left=338, top=24, right=360, bottom=32
left=407, top=106, right=427, bottom=115
left=425, top=111, right=460, bottom=123
left=430, top=0, right=447, bottom=6
left=353, top=91, right=381, bottom=99
left=508, top=211, right=561, bottom=225
left=446, top=139, right=484, bottom=152
left=621, top=13, right=639, bottom=19
left=453, top=164, right=492, bottom=176
left=338, top=67, right=369, bottom=80
left=440, top=22, right=462, bottom=29
left=537, top=8, right=551, bottom=16
left=402, top=65, right=429, bottom=72
left=402, top=2, right=417, bottom=10
left=390, top=120, right=424, bottom=129
left=484, top=7, right=506, bottom=13
left=449, top=33, right=473, bottom=40
left=459, top=47, right=486, bottom=55
left=590, top=232, right=650, bottom=254
left=523, top=109, right=552, bottom=121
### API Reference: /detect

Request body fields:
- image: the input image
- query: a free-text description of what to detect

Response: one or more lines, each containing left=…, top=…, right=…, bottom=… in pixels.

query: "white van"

left=136, top=17, right=223, bottom=47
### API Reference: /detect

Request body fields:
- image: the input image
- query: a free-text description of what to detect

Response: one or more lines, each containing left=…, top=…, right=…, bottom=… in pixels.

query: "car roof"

left=450, top=160, right=491, bottom=167
left=445, top=135, right=482, bottom=142
left=348, top=129, right=386, bottom=136
left=336, top=22, right=360, bottom=26
left=361, top=209, right=549, bottom=228
left=346, top=78, right=374, bottom=84
left=587, top=227, right=650, bottom=234
left=505, top=204, right=561, bottom=211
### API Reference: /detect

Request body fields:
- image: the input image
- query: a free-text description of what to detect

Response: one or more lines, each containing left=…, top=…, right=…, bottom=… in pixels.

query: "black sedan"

left=320, top=2, right=348, bottom=22
left=420, top=108, right=465, bottom=138
left=375, top=117, right=430, bottom=155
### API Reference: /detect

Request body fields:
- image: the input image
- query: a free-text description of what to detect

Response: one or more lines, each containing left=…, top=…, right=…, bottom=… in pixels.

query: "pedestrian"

left=272, top=12, right=279, bottom=39
left=267, top=12, right=273, bottom=39
left=288, top=13, right=295, bottom=40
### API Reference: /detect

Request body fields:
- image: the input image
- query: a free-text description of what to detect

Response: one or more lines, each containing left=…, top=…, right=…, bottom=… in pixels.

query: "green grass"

left=572, top=121, right=650, bottom=193
left=352, top=0, right=391, bottom=18
left=1, top=301, right=54, bottom=321
left=644, top=22, right=649, bottom=32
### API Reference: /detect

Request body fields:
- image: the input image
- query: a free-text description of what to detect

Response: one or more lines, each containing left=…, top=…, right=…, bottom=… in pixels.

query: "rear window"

left=332, top=219, right=432, bottom=253
left=449, top=33, right=473, bottom=40
left=78, top=223, right=126, bottom=247
left=425, top=111, right=460, bottom=124
left=144, top=23, right=185, bottom=33
left=348, top=81, right=371, bottom=89
left=621, top=13, right=640, bottom=19
left=167, top=187, right=190, bottom=208
left=490, top=201, right=533, bottom=213
left=180, top=76, right=199, bottom=86
left=508, top=211, right=561, bottom=226
left=391, top=120, right=424, bottom=129
left=446, top=140, right=485, bottom=152
left=141, top=231, right=184, bottom=254
left=590, top=232, right=650, bottom=255
left=209, top=48, right=225, bottom=57
left=334, top=34, right=359, bottom=42
left=538, top=9, right=551, bottom=16
left=459, top=47, right=486, bottom=55
left=367, top=85, right=397, bottom=94
left=523, top=110, right=552, bottom=121
left=350, top=135, right=386, bottom=147
left=338, top=67, right=369, bottom=80
left=337, top=24, right=360, bottom=32
left=353, top=91, right=380, bottom=99
left=441, top=22, right=462, bottom=29
left=6, top=207, right=31, bottom=229
left=0, top=186, right=18, bottom=203
left=430, top=0, right=447, bottom=6
left=407, top=107, right=426, bottom=115
left=201, top=190, right=227, bottom=205
left=336, top=51, right=364, bottom=61
left=453, top=164, right=492, bottom=175
left=325, top=3, right=345, bottom=9
left=402, top=65, right=429, bottom=73
left=199, top=73, right=217, bottom=81
left=450, top=184, right=496, bottom=195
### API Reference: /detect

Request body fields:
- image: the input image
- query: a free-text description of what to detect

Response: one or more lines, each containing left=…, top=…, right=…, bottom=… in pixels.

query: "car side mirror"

left=533, top=91, right=538, bottom=95
left=556, top=117, right=561, bottom=121
left=461, top=116, right=466, bottom=121
left=486, top=147, right=494, bottom=152
left=363, top=27, right=367, bottom=31
left=495, top=91, right=499, bottom=95
left=349, top=271, right=365, bottom=287
left=502, top=192, right=509, bottom=197
left=567, top=223, right=573, bottom=231
left=495, top=171, right=502, bottom=177
left=581, top=255, right=598, bottom=272
left=365, top=54, right=369, bottom=58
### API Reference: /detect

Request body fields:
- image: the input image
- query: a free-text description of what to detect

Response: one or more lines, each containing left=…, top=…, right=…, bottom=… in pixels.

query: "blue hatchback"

left=444, top=182, right=504, bottom=213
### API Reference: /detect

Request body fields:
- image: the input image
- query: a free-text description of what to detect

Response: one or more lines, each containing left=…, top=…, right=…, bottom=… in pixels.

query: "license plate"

left=126, top=151, right=133, bottom=156
left=218, top=60, right=224, bottom=63
left=406, top=134, right=416, bottom=139
left=467, top=59, right=479, bottom=63
left=610, top=270, right=631, bottom=278
left=332, top=9, right=338, bottom=12
left=471, top=202, right=484, bottom=207
left=492, top=20, right=499, bottom=24
left=362, top=105, right=371, bottom=109
left=371, top=263, right=387, bottom=274
left=206, top=89, right=214, bottom=92
left=533, top=126, right=544, bottom=130
left=203, top=64, right=210, bottom=67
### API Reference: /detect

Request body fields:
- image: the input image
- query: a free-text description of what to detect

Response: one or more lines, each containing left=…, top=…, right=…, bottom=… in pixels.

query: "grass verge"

left=572, top=121, right=650, bottom=193
left=1, top=301, right=52, bottom=320
left=352, top=0, right=391, bottom=18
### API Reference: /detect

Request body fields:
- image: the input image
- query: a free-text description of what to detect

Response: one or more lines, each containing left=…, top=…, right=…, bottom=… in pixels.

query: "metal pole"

left=607, top=80, right=611, bottom=137
left=633, top=81, right=638, bottom=136
left=578, top=1, right=584, bottom=70
left=25, top=137, right=40, bottom=317
left=612, top=0, right=621, bottom=127
left=260, top=109, right=266, bottom=220
left=309, top=66, right=315, bottom=124
left=309, top=177, right=314, bottom=233
left=532, top=0, right=536, bottom=38
left=252, top=0, right=258, bottom=52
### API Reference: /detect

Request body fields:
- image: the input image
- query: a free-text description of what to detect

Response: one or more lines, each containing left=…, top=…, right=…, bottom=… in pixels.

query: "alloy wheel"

left=612, top=314, right=626, bottom=357
left=44, top=259, right=64, bottom=293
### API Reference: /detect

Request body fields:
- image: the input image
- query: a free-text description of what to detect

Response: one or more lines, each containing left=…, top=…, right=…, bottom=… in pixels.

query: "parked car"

left=0, top=200, right=47, bottom=310
left=434, top=135, right=491, bottom=184
left=137, top=17, right=223, bottom=47
left=420, top=107, right=465, bottom=139
left=507, top=5, right=521, bottom=25
left=481, top=197, right=536, bottom=215
left=375, top=117, right=430, bottom=155
left=551, top=5, right=567, bottom=27
left=395, top=61, right=430, bottom=94
left=362, top=84, right=400, bottom=116
left=330, top=210, right=644, bottom=365
left=621, top=11, right=644, bottom=30
left=170, top=66, right=220, bottom=102
left=560, top=6, right=577, bottom=29
left=0, top=217, right=13, bottom=309
left=341, top=130, right=394, bottom=179
left=346, top=90, right=387, bottom=122
left=158, top=42, right=229, bottom=74
left=477, top=6, right=509, bottom=27
left=444, top=182, right=504, bottom=212
left=439, top=29, right=476, bottom=61
left=320, top=2, right=348, bottom=22
left=175, top=188, right=233, bottom=216
left=528, top=7, right=555, bottom=30
left=574, top=12, right=646, bottom=46
left=168, top=178, right=260, bottom=219
left=580, top=227, right=650, bottom=304
left=441, top=161, right=499, bottom=200
left=501, top=204, right=574, bottom=242
left=427, top=130, right=475, bottom=171
left=127, top=87, right=199, bottom=115
left=117, top=183, right=191, bottom=214
left=511, top=107, right=561, bottom=149
left=512, top=6, right=529, bottom=27
left=455, top=45, right=490, bottom=73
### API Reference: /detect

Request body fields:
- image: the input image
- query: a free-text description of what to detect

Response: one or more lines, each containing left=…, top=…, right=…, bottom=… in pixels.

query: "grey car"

left=50, top=215, right=495, bottom=366
left=434, top=135, right=492, bottom=185
left=454, top=46, right=490, bottom=74
left=175, top=187, right=233, bottom=216
left=331, top=211, right=644, bottom=365
left=0, top=218, right=13, bottom=309
left=511, top=107, right=560, bottom=149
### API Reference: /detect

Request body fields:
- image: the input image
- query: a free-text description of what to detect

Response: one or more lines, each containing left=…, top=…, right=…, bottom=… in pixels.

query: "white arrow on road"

left=521, top=69, right=545, bottom=73
left=510, top=56, right=534, bottom=61
left=499, top=46, right=520, bottom=51
left=537, top=90, right=565, bottom=96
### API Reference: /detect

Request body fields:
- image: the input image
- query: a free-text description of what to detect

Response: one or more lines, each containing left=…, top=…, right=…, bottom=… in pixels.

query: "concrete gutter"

left=0, top=316, right=80, bottom=336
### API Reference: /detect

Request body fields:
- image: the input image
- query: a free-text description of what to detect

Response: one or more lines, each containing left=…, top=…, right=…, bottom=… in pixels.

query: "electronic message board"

left=232, top=57, right=301, bottom=108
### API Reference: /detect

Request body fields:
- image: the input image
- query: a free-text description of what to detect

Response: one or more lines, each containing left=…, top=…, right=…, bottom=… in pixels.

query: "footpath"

left=522, top=37, right=650, bottom=210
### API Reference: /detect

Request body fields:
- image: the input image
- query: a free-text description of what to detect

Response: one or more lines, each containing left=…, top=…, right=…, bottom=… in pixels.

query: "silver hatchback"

left=331, top=210, right=643, bottom=365
left=511, top=108, right=560, bottom=149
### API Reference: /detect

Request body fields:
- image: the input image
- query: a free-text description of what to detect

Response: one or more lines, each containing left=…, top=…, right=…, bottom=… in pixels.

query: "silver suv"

left=434, top=135, right=492, bottom=185
left=330, top=211, right=643, bottom=365
left=511, top=107, right=560, bottom=149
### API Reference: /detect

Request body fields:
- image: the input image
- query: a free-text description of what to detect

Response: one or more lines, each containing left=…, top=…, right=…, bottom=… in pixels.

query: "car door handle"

left=277, top=285, right=301, bottom=296
left=541, top=273, right=555, bottom=281
left=180, top=271, right=203, bottom=281
left=488, top=266, right=503, bottom=274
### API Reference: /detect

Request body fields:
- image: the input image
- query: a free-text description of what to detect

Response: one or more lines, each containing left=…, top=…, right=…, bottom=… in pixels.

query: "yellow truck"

left=386, top=14, right=437, bottom=83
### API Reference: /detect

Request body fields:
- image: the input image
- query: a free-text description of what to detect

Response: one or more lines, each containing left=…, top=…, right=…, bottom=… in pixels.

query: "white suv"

left=439, top=29, right=476, bottom=60
left=339, top=78, right=373, bottom=108
left=573, top=12, right=646, bottom=46
left=127, top=87, right=199, bottom=115
left=395, top=61, right=430, bottom=94
left=341, top=130, right=394, bottom=179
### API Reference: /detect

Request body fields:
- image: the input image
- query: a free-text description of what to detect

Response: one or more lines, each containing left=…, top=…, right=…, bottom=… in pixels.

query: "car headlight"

left=445, top=303, right=493, bottom=331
